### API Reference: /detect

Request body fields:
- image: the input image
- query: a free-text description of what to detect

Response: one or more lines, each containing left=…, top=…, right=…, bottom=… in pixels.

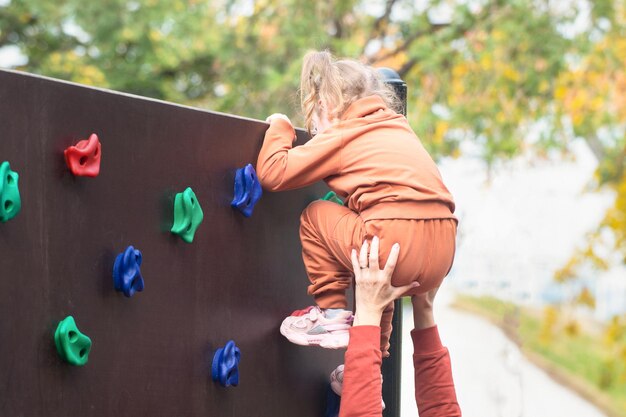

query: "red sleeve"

left=339, top=326, right=383, bottom=417
left=412, top=325, right=462, bottom=417
left=255, top=118, right=341, bottom=192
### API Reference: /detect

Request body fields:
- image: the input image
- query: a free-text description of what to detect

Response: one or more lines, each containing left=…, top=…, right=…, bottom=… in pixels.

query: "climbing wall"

left=0, top=69, right=352, bottom=416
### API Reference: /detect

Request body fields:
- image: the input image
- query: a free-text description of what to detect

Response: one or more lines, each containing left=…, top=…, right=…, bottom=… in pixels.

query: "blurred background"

left=1, top=0, right=625, bottom=416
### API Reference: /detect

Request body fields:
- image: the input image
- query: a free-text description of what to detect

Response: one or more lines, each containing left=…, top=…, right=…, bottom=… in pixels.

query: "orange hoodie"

left=256, top=95, right=455, bottom=222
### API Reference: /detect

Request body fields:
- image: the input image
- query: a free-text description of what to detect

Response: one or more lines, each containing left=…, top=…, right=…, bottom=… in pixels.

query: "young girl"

left=256, top=50, right=457, bottom=357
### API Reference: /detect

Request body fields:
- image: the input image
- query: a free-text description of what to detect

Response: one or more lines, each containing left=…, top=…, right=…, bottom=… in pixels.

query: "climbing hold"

left=171, top=187, right=204, bottom=243
left=321, top=191, right=344, bottom=206
left=0, top=161, right=21, bottom=223
left=211, top=340, right=241, bottom=387
left=54, top=316, right=92, bottom=366
left=113, top=245, right=144, bottom=297
left=231, top=164, right=262, bottom=217
left=64, top=133, right=102, bottom=177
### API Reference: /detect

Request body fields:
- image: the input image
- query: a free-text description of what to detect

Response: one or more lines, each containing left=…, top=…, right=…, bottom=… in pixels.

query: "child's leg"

left=279, top=200, right=364, bottom=349
left=299, top=200, right=366, bottom=308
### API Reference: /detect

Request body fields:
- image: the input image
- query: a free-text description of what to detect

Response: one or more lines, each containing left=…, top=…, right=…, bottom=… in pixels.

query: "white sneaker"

left=280, top=306, right=353, bottom=349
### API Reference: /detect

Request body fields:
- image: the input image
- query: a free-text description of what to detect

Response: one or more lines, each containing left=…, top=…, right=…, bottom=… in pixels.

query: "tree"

left=1, top=0, right=227, bottom=100
left=552, top=1, right=626, bottom=287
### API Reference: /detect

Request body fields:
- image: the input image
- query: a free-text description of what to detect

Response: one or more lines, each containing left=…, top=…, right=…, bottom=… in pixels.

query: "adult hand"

left=350, top=236, right=419, bottom=326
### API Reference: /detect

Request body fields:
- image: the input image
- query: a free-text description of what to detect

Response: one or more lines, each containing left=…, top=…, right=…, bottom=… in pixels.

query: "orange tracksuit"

left=257, top=95, right=457, bottom=354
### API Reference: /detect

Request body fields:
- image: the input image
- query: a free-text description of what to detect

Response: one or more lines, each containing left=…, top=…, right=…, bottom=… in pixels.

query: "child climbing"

left=256, top=50, right=457, bottom=357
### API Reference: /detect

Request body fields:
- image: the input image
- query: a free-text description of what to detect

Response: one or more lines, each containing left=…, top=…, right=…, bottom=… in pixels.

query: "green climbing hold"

left=321, top=191, right=344, bottom=206
left=0, top=161, right=22, bottom=223
left=171, top=187, right=204, bottom=243
left=54, top=316, right=92, bottom=366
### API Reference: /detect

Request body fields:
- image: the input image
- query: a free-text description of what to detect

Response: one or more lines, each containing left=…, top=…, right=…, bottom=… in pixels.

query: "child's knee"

left=300, top=199, right=326, bottom=224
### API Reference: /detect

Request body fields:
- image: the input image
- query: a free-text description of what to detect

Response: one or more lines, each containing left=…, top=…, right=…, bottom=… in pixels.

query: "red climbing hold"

left=64, top=133, right=102, bottom=177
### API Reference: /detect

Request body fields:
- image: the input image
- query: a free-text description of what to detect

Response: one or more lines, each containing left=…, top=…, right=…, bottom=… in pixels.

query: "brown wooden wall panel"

left=0, top=69, right=361, bottom=417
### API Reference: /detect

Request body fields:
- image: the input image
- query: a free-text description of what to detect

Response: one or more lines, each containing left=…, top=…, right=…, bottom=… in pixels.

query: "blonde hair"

left=299, top=50, right=400, bottom=135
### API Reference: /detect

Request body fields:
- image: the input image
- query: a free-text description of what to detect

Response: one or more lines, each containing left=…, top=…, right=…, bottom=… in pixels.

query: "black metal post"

left=377, top=67, right=407, bottom=417
left=378, top=67, right=407, bottom=117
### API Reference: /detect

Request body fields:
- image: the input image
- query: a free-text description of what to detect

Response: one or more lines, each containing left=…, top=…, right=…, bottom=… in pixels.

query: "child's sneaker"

left=329, top=364, right=345, bottom=395
left=290, top=306, right=315, bottom=317
left=280, top=306, right=353, bottom=349
left=329, top=364, right=385, bottom=410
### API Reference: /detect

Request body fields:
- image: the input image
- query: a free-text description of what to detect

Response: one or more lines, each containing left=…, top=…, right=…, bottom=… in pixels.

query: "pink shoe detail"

left=280, top=306, right=353, bottom=349
left=290, top=306, right=315, bottom=317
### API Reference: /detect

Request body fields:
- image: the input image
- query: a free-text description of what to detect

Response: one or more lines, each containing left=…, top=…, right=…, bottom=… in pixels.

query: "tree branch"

left=398, top=57, right=417, bottom=78
left=584, top=133, right=606, bottom=162
left=382, top=2, right=495, bottom=76
left=367, top=22, right=449, bottom=65
left=373, top=0, right=397, bottom=33
left=360, top=0, right=397, bottom=56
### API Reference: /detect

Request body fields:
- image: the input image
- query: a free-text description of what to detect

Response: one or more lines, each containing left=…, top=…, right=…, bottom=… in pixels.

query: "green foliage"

left=399, top=1, right=573, bottom=161
left=551, top=2, right=626, bottom=285
left=1, top=0, right=223, bottom=99
left=540, top=305, right=558, bottom=344
left=0, top=0, right=579, bottom=142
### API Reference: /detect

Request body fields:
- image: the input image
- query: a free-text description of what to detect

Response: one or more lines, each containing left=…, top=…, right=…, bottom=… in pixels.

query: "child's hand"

left=351, top=237, right=419, bottom=327
left=265, top=113, right=292, bottom=125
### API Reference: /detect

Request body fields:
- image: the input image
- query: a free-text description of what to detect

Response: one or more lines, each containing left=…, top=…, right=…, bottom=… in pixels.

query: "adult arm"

left=339, top=325, right=384, bottom=417
left=339, top=238, right=417, bottom=417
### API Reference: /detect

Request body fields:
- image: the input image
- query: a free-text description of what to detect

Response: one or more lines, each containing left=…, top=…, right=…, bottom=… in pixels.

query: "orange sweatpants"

left=300, top=200, right=457, bottom=355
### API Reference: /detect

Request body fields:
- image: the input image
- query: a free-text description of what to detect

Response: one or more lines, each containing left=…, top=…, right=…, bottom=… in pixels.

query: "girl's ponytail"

left=300, top=51, right=340, bottom=135
left=299, top=50, right=399, bottom=136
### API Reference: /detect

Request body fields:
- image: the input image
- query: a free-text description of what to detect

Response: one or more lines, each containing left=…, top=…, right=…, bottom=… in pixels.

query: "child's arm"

left=412, top=326, right=462, bottom=417
left=412, top=289, right=462, bottom=417
left=256, top=117, right=341, bottom=192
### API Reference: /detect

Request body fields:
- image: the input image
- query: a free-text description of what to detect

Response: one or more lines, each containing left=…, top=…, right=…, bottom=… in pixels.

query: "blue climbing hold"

left=231, top=164, right=262, bottom=217
left=113, top=245, right=144, bottom=297
left=211, top=340, right=241, bottom=387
